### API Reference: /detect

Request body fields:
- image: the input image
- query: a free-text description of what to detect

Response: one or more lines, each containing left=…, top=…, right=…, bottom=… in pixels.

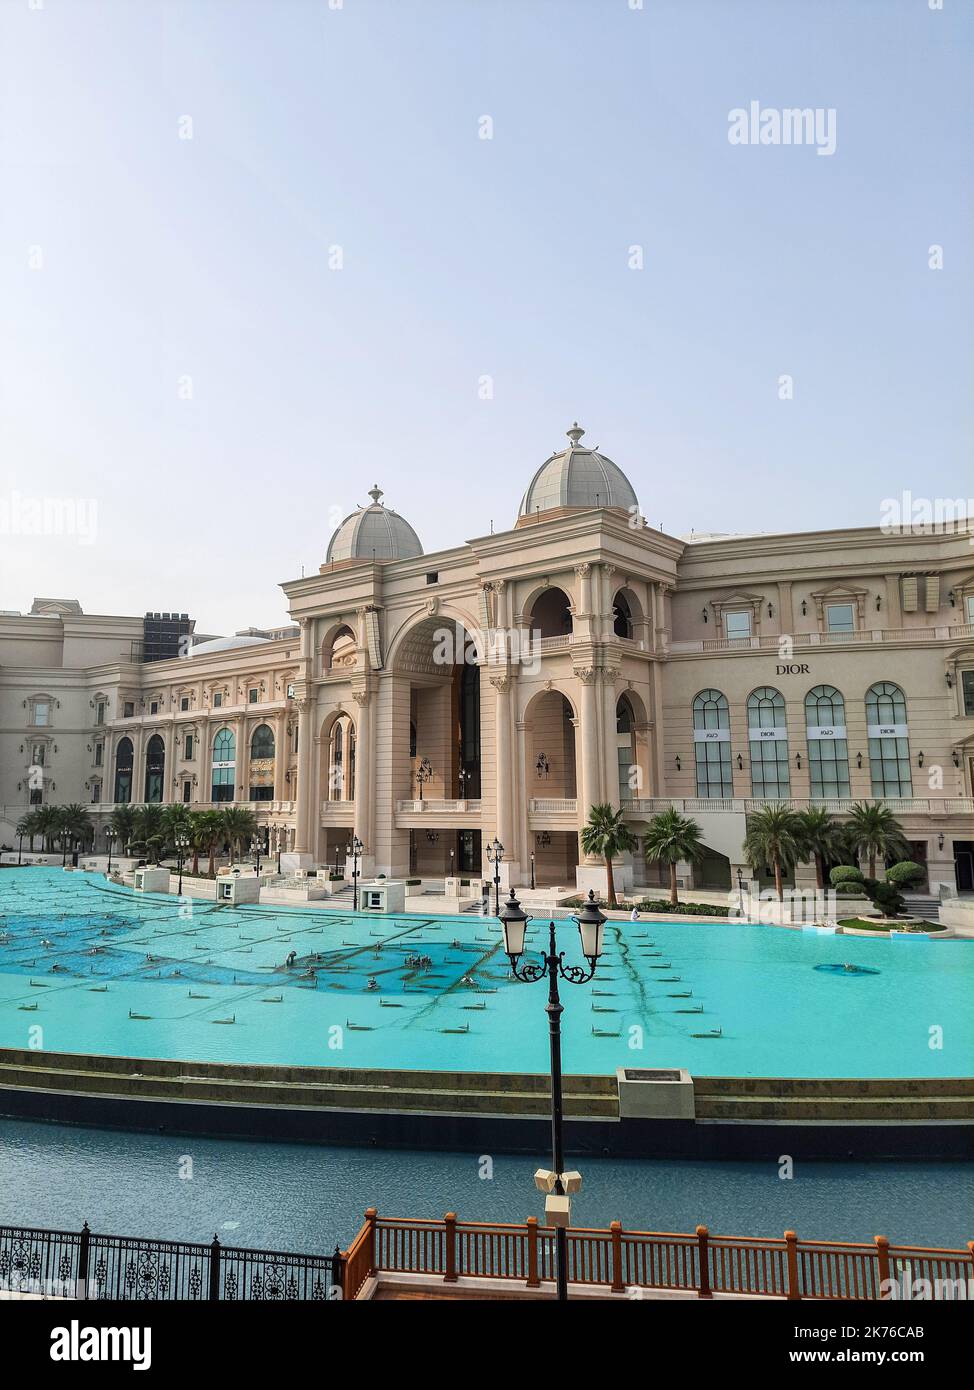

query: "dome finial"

left=566, top=422, right=585, bottom=447
left=368, top=484, right=384, bottom=505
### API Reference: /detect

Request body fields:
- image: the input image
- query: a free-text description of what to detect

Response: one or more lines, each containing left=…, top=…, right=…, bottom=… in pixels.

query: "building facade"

left=3, top=426, right=974, bottom=895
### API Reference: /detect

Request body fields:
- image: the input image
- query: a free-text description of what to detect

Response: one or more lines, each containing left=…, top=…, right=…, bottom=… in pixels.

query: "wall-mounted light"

left=702, top=609, right=708, bottom=624
left=948, top=590, right=956, bottom=607
left=736, top=753, right=743, bottom=771
left=875, top=595, right=882, bottom=611
left=535, top=753, right=550, bottom=780
left=856, top=751, right=863, bottom=769
left=675, top=755, right=682, bottom=772
left=536, top=831, right=551, bottom=848
left=917, top=751, right=925, bottom=768
left=800, top=600, right=807, bottom=617
left=795, top=753, right=802, bottom=770
left=767, top=603, right=774, bottom=619
left=938, top=832, right=945, bottom=851
left=952, top=750, right=960, bottom=768
left=946, top=671, right=953, bottom=688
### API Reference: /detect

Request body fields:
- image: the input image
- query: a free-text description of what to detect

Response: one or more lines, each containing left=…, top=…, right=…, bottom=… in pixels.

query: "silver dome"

left=519, top=424, right=639, bottom=519
left=326, top=485, right=424, bottom=563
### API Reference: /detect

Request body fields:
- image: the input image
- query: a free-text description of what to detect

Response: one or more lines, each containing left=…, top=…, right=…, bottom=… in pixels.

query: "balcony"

left=321, top=799, right=355, bottom=825
left=668, top=623, right=974, bottom=656
left=394, top=798, right=483, bottom=828
left=622, top=797, right=974, bottom=818
left=527, top=797, right=578, bottom=829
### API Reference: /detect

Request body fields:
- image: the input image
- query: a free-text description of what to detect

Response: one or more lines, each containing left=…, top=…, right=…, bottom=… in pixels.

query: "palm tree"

left=132, top=804, right=166, bottom=863
left=846, top=801, right=909, bottom=880
left=579, top=803, right=636, bottom=907
left=187, top=811, right=209, bottom=877
left=161, top=804, right=192, bottom=859
left=109, top=804, right=137, bottom=855
left=58, top=804, right=93, bottom=859
left=15, top=811, right=41, bottom=852
left=221, top=806, right=257, bottom=866
left=795, top=806, right=841, bottom=889
left=642, top=808, right=705, bottom=907
left=196, top=810, right=225, bottom=877
left=744, top=804, right=805, bottom=901
left=34, top=805, right=59, bottom=853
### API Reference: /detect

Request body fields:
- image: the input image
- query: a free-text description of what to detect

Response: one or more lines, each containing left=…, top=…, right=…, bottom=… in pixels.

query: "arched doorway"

left=249, top=723, right=275, bottom=801
left=144, top=735, right=165, bottom=803
left=528, top=588, right=574, bottom=639
left=114, top=737, right=134, bottom=803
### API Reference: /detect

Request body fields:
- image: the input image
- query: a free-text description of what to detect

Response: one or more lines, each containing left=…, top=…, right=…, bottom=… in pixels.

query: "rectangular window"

left=426, top=572, right=439, bottom=585
left=213, top=692, right=223, bottom=708
left=32, top=744, right=45, bottom=766
left=149, top=700, right=159, bottom=715
left=249, top=688, right=258, bottom=704
left=91, top=783, right=101, bottom=803
left=967, top=595, right=974, bottom=625
left=95, top=701, right=105, bottom=725
left=184, top=734, right=194, bottom=759
left=962, top=670, right=974, bottom=718
left=182, top=780, right=192, bottom=803
left=123, top=702, right=135, bottom=718
left=29, top=787, right=43, bottom=805
left=33, top=701, right=50, bottom=726
left=826, top=603, right=855, bottom=633
left=94, top=743, right=103, bottom=767
left=724, top=611, right=751, bottom=640
left=180, top=696, right=190, bottom=711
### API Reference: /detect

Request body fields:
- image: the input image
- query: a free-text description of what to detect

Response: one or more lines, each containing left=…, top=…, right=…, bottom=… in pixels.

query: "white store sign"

left=748, top=727, right=788, bottom=741
left=867, top=724, right=908, bottom=739
left=212, top=760, right=235, bottom=769
left=807, top=726, right=848, bottom=740
left=693, top=728, right=730, bottom=742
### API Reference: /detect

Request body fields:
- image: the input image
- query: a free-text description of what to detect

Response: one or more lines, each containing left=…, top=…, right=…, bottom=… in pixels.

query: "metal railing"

left=622, top=796, right=974, bottom=816
left=0, top=1223, right=340, bottom=1301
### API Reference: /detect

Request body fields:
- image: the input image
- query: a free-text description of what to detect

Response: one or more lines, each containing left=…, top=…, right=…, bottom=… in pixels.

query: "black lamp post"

left=530, top=850, right=536, bottom=890
left=736, top=866, right=745, bottom=916
left=416, top=757, right=433, bottom=802
left=486, top=837, right=504, bottom=915
left=17, top=833, right=23, bottom=867
left=274, top=826, right=283, bottom=875
left=498, top=888, right=607, bottom=1302
left=347, top=835, right=364, bottom=910
left=106, top=831, right=117, bottom=875
left=175, top=833, right=189, bottom=895
left=250, top=834, right=262, bottom=879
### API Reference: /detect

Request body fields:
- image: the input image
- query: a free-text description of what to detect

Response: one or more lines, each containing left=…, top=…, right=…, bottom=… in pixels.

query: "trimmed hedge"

left=885, top=860, right=926, bottom=887
left=830, top=865, right=865, bottom=886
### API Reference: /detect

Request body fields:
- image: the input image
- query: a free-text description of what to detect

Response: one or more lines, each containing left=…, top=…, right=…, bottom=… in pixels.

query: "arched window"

left=805, top=685, right=850, bottom=799
left=144, top=734, right=165, bottom=803
left=747, top=688, right=790, bottom=799
left=348, top=727, right=356, bottom=801
left=249, top=724, right=275, bottom=801
left=866, top=682, right=912, bottom=798
left=613, top=592, right=634, bottom=640
left=616, top=696, right=636, bottom=802
left=529, top=587, right=573, bottom=639
left=212, top=728, right=236, bottom=803
left=693, top=689, right=732, bottom=799
left=331, top=722, right=344, bottom=800
left=114, top=737, right=134, bottom=803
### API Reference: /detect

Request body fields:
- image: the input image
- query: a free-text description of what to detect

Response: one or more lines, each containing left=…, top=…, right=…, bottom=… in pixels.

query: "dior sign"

left=776, top=663, right=810, bottom=675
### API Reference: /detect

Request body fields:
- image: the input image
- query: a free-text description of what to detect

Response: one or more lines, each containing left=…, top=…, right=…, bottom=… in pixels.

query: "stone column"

left=273, top=712, right=288, bottom=801
left=237, top=718, right=250, bottom=802
left=353, top=689, right=373, bottom=859
left=577, top=667, right=601, bottom=824
left=603, top=669, right=620, bottom=808
left=574, top=563, right=592, bottom=634
left=490, top=673, right=517, bottom=884
left=293, top=699, right=313, bottom=855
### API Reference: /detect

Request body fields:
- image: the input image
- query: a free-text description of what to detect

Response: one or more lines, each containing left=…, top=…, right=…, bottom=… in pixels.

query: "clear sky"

left=1, top=0, right=971, bottom=634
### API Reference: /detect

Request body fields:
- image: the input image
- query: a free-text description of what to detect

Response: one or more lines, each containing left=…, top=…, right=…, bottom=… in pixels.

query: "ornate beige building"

left=3, top=426, right=974, bottom=895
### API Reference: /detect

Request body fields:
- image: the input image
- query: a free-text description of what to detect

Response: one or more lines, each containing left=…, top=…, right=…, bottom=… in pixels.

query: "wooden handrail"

left=352, top=1211, right=973, bottom=1300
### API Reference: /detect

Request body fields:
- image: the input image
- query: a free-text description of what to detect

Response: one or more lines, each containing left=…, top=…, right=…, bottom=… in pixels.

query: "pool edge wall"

left=0, top=1047, right=972, bottom=1160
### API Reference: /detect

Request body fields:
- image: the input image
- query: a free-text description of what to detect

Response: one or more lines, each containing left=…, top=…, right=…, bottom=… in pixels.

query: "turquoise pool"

left=0, top=866, right=972, bottom=1078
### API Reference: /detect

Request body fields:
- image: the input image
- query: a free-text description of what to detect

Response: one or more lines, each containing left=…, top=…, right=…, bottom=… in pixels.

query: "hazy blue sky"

left=1, top=0, right=971, bottom=633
